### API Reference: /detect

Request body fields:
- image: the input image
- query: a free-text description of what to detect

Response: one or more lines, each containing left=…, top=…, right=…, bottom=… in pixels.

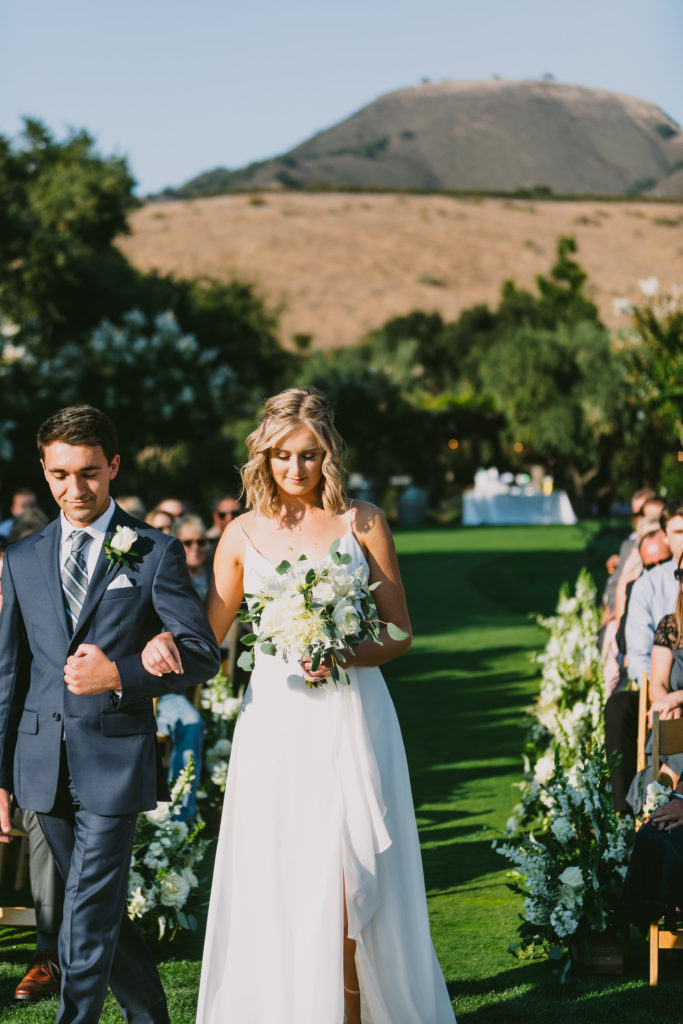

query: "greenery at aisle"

left=2, top=524, right=683, bottom=1021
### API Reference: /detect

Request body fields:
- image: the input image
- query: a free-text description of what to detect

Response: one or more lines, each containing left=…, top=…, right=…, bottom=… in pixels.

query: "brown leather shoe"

left=14, top=950, right=61, bottom=1001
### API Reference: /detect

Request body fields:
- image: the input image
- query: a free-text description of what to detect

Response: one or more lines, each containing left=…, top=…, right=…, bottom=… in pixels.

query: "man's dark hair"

left=36, top=405, right=119, bottom=463
left=661, top=498, right=683, bottom=532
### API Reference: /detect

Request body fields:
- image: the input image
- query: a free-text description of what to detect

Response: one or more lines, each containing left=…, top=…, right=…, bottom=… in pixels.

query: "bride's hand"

left=298, top=655, right=333, bottom=686
left=141, top=632, right=183, bottom=677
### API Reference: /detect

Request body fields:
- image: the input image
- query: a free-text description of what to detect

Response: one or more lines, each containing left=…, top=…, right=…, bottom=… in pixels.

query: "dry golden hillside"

left=119, top=193, right=683, bottom=350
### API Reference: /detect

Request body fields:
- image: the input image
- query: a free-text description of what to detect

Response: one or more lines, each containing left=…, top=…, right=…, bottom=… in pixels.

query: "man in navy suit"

left=0, top=405, right=220, bottom=1024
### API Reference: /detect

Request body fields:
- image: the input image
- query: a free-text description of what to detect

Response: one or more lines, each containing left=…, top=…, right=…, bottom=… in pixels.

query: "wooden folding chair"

left=648, top=711, right=683, bottom=985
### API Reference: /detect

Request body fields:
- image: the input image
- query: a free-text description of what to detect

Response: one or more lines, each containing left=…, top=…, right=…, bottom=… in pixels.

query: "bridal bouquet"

left=237, top=538, right=406, bottom=686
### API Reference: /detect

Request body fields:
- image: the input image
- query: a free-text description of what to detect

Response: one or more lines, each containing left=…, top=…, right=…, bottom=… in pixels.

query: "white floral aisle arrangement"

left=237, top=538, right=407, bottom=687
left=127, top=760, right=209, bottom=940
left=509, top=569, right=605, bottom=833
left=495, top=745, right=634, bottom=975
left=197, top=669, right=243, bottom=817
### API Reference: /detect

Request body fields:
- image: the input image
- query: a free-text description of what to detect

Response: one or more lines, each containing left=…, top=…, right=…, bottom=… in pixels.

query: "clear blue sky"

left=1, top=0, right=681, bottom=195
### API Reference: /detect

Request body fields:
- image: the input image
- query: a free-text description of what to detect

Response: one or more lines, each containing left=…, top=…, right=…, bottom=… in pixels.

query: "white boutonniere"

left=104, top=525, right=140, bottom=574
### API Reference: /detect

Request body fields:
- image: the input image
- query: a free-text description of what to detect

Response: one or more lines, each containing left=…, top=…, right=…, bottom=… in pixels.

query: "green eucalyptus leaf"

left=329, top=537, right=341, bottom=554
left=336, top=664, right=349, bottom=686
left=240, top=633, right=257, bottom=647
left=275, top=560, right=291, bottom=575
left=237, top=651, right=255, bottom=672
left=260, top=641, right=277, bottom=656
left=387, top=622, right=410, bottom=641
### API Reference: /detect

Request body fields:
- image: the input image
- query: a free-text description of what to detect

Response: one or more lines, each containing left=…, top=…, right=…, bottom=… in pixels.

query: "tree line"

left=0, top=120, right=680, bottom=518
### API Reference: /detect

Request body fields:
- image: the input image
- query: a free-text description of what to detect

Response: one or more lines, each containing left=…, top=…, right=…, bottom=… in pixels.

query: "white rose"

left=110, top=525, right=138, bottom=554
left=332, top=601, right=361, bottom=638
left=159, top=869, right=191, bottom=910
left=558, top=866, right=584, bottom=890
left=259, top=595, right=294, bottom=638
left=312, top=580, right=336, bottom=605
left=331, top=569, right=355, bottom=596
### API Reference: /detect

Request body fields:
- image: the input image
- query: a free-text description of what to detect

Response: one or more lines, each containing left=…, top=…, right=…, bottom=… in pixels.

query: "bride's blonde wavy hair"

left=241, top=387, right=347, bottom=517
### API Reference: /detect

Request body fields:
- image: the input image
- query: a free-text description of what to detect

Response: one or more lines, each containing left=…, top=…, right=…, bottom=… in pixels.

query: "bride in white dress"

left=142, top=387, right=456, bottom=1024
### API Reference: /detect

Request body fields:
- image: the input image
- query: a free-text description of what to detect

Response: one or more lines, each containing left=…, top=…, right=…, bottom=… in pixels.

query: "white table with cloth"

left=462, top=489, right=577, bottom=526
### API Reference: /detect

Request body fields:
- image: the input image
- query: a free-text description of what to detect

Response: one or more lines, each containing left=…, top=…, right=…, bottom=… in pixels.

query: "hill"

left=165, top=79, right=683, bottom=199
left=119, top=193, right=683, bottom=350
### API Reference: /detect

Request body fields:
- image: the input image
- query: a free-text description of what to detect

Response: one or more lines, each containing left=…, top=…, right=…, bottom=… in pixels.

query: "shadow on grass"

left=451, top=948, right=683, bottom=1024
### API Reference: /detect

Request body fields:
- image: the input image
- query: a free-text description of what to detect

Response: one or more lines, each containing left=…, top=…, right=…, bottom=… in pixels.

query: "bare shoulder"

left=351, top=499, right=388, bottom=537
left=214, top=515, right=249, bottom=566
left=351, top=500, right=395, bottom=557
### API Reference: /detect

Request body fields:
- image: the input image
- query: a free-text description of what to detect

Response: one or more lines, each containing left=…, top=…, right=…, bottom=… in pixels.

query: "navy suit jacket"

left=0, top=504, right=220, bottom=815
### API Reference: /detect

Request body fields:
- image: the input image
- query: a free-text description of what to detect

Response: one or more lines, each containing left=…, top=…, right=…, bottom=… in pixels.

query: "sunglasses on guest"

left=675, top=567, right=683, bottom=581
left=216, top=508, right=241, bottom=520
left=182, top=538, right=207, bottom=548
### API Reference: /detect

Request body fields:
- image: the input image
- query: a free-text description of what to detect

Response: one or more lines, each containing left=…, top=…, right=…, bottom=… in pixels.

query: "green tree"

left=0, top=119, right=138, bottom=343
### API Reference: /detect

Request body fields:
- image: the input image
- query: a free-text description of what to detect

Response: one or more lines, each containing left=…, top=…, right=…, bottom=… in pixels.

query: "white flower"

left=643, top=780, right=671, bottom=817
left=144, top=841, right=168, bottom=870
left=128, top=887, right=148, bottom=919
left=533, top=754, right=556, bottom=785
left=612, top=297, right=633, bottom=317
left=550, top=816, right=574, bottom=844
left=159, top=869, right=191, bottom=910
left=330, top=569, right=355, bottom=596
left=145, top=802, right=171, bottom=826
left=332, top=600, right=361, bottom=637
left=110, top=525, right=138, bottom=554
left=312, top=580, right=336, bottom=605
left=558, top=866, right=584, bottom=890
left=638, top=276, right=660, bottom=297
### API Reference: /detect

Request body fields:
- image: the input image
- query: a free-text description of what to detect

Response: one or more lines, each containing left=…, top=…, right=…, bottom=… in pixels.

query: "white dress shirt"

left=59, top=497, right=115, bottom=578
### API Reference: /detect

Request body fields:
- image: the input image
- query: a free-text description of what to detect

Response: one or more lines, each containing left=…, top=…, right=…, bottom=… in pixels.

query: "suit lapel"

left=35, top=520, right=71, bottom=643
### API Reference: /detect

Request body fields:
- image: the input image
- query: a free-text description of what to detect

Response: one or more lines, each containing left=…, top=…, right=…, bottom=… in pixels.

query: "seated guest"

left=603, top=499, right=682, bottom=813
left=115, top=495, right=146, bottom=519
left=0, top=487, right=38, bottom=538
left=621, top=557, right=683, bottom=929
left=154, top=514, right=210, bottom=820
left=625, top=498, right=683, bottom=685
left=172, top=514, right=212, bottom=598
left=625, top=551, right=683, bottom=813
left=206, top=494, right=242, bottom=560
left=155, top=497, right=187, bottom=521
left=146, top=505, right=174, bottom=534
left=602, top=488, right=657, bottom=627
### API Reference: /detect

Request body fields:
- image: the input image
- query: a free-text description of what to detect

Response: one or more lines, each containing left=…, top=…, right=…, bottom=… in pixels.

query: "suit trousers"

left=13, top=807, right=64, bottom=951
left=37, top=748, right=170, bottom=1024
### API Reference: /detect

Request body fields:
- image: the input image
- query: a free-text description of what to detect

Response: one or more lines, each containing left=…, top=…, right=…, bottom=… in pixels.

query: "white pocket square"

left=106, top=575, right=134, bottom=590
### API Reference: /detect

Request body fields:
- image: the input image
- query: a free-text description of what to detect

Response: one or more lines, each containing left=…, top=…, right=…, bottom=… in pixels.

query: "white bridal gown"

left=196, top=528, right=456, bottom=1024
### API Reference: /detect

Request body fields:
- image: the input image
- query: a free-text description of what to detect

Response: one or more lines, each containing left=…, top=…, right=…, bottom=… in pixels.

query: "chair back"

left=651, top=712, right=683, bottom=779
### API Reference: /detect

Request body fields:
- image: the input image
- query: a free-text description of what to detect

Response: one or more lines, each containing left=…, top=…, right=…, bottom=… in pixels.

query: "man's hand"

left=649, top=797, right=683, bottom=832
left=64, top=644, right=121, bottom=696
left=0, top=788, right=13, bottom=844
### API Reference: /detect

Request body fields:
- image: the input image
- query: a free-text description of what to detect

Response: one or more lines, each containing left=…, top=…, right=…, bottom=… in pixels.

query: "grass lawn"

left=3, top=522, right=682, bottom=1021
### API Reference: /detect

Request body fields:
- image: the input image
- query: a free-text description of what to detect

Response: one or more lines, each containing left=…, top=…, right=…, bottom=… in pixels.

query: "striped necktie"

left=62, top=530, right=92, bottom=633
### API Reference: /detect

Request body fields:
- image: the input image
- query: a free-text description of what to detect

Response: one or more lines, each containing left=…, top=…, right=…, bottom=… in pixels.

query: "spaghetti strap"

left=235, top=520, right=271, bottom=564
